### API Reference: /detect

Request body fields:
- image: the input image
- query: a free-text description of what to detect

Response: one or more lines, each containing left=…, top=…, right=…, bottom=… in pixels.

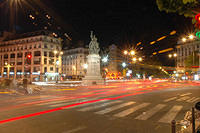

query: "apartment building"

left=0, top=30, right=62, bottom=82
left=62, top=47, right=88, bottom=79
left=176, top=39, right=200, bottom=79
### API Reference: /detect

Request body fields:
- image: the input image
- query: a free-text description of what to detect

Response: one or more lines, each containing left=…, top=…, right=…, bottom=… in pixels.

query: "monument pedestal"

left=82, top=54, right=104, bottom=85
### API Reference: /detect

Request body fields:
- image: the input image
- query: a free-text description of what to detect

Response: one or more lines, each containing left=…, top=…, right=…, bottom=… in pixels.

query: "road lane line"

left=180, top=93, right=192, bottom=97
left=113, top=103, right=150, bottom=118
left=78, top=100, right=122, bottom=111
left=159, top=105, right=183, bottom=123
left=164, top=97, right=177, bottom=102
left=135, top=104, right=166, bottom=120
left=176, top=96, right=190, bottom=102
left=95, top=102, right=135, bottom=115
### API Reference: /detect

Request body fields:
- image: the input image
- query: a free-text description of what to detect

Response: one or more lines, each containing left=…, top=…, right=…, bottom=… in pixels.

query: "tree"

left=156, top=0, right=200, bottom=18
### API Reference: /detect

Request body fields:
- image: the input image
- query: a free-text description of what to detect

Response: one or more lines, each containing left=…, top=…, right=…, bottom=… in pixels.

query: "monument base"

left=82, top=76, right=104, bottom=85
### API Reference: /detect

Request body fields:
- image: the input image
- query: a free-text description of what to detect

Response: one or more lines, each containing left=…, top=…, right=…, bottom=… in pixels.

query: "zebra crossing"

left=163, top=93, right=199, bottom=103
left=33, top=98, right=192, bottom=124
left=32, top=92, right=198, bottom=124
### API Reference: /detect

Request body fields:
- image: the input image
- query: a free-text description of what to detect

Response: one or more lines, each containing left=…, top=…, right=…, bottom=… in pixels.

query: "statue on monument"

left=89, top=31, right=100, bottom=55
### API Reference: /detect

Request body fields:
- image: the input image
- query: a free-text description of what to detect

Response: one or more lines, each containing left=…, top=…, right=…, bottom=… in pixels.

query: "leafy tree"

left=156, top=0, right=200, bottom=18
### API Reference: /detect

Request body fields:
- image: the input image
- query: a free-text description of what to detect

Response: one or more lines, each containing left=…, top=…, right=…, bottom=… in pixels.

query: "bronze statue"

left=89, top=31, right=100, bottom=55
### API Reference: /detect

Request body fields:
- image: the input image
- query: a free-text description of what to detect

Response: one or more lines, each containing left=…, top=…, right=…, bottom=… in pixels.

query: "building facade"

left=107, top=44, right=124, bottom=73
left=176, top=39, right=200, bottom=78
left=0, top=30, right=62, bottom=82
left=62, top=47, right=88, bottom=79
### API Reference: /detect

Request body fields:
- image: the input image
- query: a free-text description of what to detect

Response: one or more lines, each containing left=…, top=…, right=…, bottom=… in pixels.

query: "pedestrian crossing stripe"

left=113, top=103, right=150, bottom=117
left=164, top=97, right=177, bottom=102
left=186, top=97, right=196, bottom=103
left=78, top=100, right=122, bottom=112
left=180, top=93, right=192, bottom=97
left=135, top=104, right=166, bottom=120
left=158, top=105, right=183, bottom=123
left=176, top=96, right=190, bottom=102
left=95, top=102, right=135, bottom=115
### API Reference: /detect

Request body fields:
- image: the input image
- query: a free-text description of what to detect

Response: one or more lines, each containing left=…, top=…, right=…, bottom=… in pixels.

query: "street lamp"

left=124, top=50, right=128, bottom=55
left=102, top=55, right=108, bottom=63
left=54, top=50, right=58, bottom=54
left=132, top=57, right=137, bottom=62
left=130, top=50, right=135, bottom=55
left=182, top=37, right=186, bottom=42
left=60, top=51, right=63, bottom=55
left=122, top=62, right=127, bottom=68
left=189, top=34, right=194, bottom=40
left=138, top=57, right=142, bottom=62
left=169, top=54, right=172, bottom=58
left=173, top=53, right=177, bottom=57
left=83, top=64, right=88, bottom=69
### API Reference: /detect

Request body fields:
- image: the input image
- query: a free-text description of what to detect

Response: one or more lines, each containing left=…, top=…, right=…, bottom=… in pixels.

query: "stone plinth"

left=82, top=54, right=104, bottom=85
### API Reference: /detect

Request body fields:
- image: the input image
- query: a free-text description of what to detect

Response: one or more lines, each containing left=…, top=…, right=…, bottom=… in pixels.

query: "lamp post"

left=54, top=50, right=63, bottom=83
left=4, top=63, right=13, bottom=79
left=102, top=55, right=109, bottom=84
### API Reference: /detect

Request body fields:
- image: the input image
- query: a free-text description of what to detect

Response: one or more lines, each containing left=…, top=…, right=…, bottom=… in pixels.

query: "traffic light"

left=26, top=54, right=32, bottom=65
left=195, top=13, right=200, bottom=29
left=27, top=54, right=32, bottom=60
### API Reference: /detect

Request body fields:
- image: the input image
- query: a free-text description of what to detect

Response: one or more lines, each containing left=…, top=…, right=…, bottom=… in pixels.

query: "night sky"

left=0, top=0, right=194, bottom=65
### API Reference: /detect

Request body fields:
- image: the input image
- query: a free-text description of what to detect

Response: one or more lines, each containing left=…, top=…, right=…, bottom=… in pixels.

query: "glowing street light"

left=122, top=62, right=127, bottom=68
left=189, top=34, right=194, bottom=40
left=83, top=64, right=88, bottom=69
left=54, top=50, right=58, bottom=54
left=168, top=54, right=172, bottom=58
left=60, top=51, right=63, bottom=55
left=182, top=37, right=186, bottom=42
left=138, top=57, right=142, bottom=62
left=102, top=55, right=108, bottom=63
left=132, top=57, right=137, bottom=62
left=173, top=53, right=177, bottom=57
left=124, top=50, right=128, bottom=55
left=130, top=50, right=135, bottom=55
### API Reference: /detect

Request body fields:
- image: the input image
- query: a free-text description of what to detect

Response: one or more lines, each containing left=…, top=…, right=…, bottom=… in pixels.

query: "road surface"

left=0, top=80, right=199, bottom=133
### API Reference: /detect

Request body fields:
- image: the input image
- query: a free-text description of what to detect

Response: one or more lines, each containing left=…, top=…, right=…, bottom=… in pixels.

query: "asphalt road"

left=0, top=80, right=199, bottom=133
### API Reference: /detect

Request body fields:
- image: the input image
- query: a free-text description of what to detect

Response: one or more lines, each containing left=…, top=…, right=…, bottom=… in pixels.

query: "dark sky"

left=0, top=0, right=194, bottom=65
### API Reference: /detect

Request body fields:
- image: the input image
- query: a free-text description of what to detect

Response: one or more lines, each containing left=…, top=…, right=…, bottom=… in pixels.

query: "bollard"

left=192, top=107, right=195, bottom=133
left=171, top=120, right=176, bottom=133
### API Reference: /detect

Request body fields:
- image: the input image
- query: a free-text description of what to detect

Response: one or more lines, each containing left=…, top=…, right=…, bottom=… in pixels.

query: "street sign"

left=195, top=102, right=200, bottom=111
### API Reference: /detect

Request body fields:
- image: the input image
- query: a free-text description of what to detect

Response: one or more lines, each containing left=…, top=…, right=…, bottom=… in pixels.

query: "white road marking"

left=159, top=105, right=183, bottom=123
left=113, top=103, right=150, bottom=118
left=164, top=97, right=177, bottom=102
left=189, top=97, right=200, bottom=103
left=186, top=97, right=196, bottom=103
left=176, top=96, right=190, bottom=102
left=95, top=102, right=135, bottom=115
left=78, top=100, right=122, bottom=111
left=180, top=93, right=192, bottom=97
left=65, top=99, right=109, bottom=109
left=49, top=98, right=98, bottom=107
left=62, top=126, right=86, bottom=133
left=135, top=104, right=166, bottom=120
